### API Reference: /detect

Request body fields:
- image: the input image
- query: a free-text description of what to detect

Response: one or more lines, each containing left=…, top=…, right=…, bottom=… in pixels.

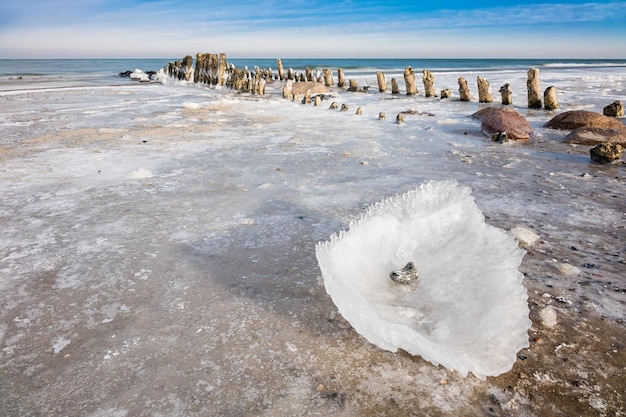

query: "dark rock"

left=472, top=107, right=534, bottom=141
left=590, top=143, right=623, bottom=164
left=603, top=100, right=624, bottom=117
left=563, top=127, right=626, bottom=145
left=544, top=110, right=625, bottom=130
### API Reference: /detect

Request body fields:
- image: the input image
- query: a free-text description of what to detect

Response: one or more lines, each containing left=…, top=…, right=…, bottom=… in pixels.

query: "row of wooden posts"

left=165, top=54, right=559, bottom=110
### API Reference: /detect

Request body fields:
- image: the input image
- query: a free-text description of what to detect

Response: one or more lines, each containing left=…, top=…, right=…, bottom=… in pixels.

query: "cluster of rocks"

left=545, top=108, right=625, bottom=163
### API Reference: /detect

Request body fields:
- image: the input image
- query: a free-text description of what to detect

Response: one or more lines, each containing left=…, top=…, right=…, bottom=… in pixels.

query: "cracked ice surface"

left=0, top=66, right=625, bottom=416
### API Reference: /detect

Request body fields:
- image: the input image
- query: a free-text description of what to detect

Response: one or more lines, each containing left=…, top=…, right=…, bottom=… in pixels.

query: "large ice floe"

left=315, top=180, right=531, bottom=379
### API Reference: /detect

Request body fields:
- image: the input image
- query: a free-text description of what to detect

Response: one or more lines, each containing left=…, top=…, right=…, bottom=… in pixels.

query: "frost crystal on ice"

left=315, top=180, right=531, bottom=379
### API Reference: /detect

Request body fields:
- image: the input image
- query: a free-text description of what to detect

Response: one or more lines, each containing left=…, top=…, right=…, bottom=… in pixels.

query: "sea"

left=0, top=57, right=624, bottom=416
left=1, top=57, right=626, bottom=88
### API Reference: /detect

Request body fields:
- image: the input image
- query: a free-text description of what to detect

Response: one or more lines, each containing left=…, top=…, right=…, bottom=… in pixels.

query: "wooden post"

left=182, top=55, right=193, bottom=81
left=329, top=102, right=338, bottom=109
left=217, top=53, right=227, bottom=86
left=422, top=70, right=435, bottom=97
left=458, top=77, right=471, bottom=101
left=194, top=53, right=203, bottom=83
left=440, top=89, right=451, bottom=99
left=378, top=112, right=386, bottom=120
left=276, top=58, right=285, bottom=80
left=305, top=68, right=313, bottom=82
left=391, top=78, right=399, bottom=94
left=314, top=95, right=321, bottom=106
left=337, top=69, right=346, bottom=88
left=356, top=107, right=363, bottom=115
left=544, top=86, right=558, bottom=110
left=527, top=68, right=542, bottom=109
left=396, top=113, right=404, bottom=124
left=340, top=104, right=349, bottom=112
left=376, top=72, right=387, bottom=93
left=499, top=83, right=512, bottom=105
left=303, top=89, right=312, bottom=104
left=404, top=67, right=418, bottom=95
left=323, top=68, right=334, bottom=87
left=477, top=76, right=493, bottom=103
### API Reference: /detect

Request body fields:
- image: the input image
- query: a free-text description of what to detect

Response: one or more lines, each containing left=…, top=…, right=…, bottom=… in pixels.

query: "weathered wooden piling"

left=305, top=68, right=313, bottom=82
left=356, top=107, right=363, bottom=115
left=391, top=78, right=399, bottom=94
left=303, top=89, right=312, bottom=104
left=330, top=102, right=338, bottom=109
left=440, top=89, right=451, bottom=99
left=376, top=72, right=388, bottom=93
left=477, top=76, right=493, bottom=103
left=348, top=79, right=366, bottom=93
left=340, top=104, right=349, bottom=112
left=217, top=53, right=226, bottom=85
left=458, top=77, right=471, bottom=101
left=337, top=69, right=346, bottom=88
left=379, top=112, right=386, bottom=120
left=322, top=69, right=334, bottom=87
left=208, top=54, right=219, bottom=84
left=422, top=70, right=435, bottom=97
left=404, top=67, right=418, bottom=95
left=396, top=113, right=404, bottom=124
left=276, top=58, right=285, bottom=80
left=544, top=86, right=558, bottom=110
left=182, top=55, right=193, bottom=81
left=314, top=95, right=321, bottom=106
left=499, top=83, right=513, bottom=105
left=194, top=53, right=204, bottom=83
left=527, top=68, right=543, bottom=109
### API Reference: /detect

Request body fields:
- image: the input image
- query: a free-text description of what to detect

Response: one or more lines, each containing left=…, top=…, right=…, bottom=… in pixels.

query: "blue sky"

left=0, top=1, right=625, bottom=58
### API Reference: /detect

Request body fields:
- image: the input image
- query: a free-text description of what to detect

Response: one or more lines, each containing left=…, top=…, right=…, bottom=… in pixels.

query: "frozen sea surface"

left=0, top=64, right=624, bottom=416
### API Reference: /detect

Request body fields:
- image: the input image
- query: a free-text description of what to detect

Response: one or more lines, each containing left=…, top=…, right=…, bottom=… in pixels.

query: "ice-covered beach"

left=0, top=59, right=625, bottom=416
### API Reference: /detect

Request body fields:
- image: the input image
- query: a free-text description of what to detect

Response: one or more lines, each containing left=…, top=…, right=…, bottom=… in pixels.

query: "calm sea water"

left=1, top=58, right=625, bottom=81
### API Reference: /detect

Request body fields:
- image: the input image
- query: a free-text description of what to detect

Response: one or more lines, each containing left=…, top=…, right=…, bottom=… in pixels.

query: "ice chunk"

left=126, top=168, right=153, bottom=179
left=315, top=180, right=530, bottom=379
left=510, top=226, right=540, bottom=247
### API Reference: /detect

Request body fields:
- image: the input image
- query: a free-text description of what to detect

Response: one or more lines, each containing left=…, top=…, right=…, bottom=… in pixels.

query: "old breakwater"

left=163, top=53, right=567, bottom=110
left=159, top=53, right=625, bottom=163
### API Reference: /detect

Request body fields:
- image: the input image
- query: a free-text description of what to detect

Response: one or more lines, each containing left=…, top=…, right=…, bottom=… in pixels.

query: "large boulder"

left=471, top=107, right=534, bottom=141
left=290, top=81, right=329, bottom=95
left=544, top=110, right=624, bottom=130
left=563, top=127, right=626, bottom=146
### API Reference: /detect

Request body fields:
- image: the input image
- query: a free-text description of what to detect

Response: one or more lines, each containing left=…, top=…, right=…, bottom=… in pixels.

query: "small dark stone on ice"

left=389, top=262, right=419, bottom=285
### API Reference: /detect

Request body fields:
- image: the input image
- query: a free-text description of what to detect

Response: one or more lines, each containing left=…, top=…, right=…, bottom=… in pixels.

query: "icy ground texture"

left=316, top=180, right=530, bottom=379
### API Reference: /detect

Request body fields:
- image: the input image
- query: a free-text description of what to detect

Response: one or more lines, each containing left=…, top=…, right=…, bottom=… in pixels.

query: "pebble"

left=510, top=226, right=540, bottom=247
left=553, top=262, right=581, bottom=276
left=539, top=305, right=558, bottom=328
